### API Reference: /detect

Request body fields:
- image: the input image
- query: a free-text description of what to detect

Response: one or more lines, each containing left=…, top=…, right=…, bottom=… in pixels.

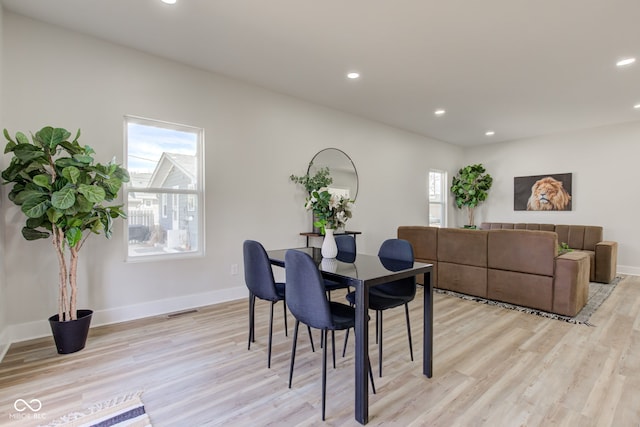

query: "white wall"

left=464, top=122, right=640, bottom=275
left=1, top=12, right=462, bottom=343
left=0, top=4, right=9, bottom=359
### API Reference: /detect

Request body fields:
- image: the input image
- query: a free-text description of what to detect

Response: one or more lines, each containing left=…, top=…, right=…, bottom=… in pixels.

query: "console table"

left=300, top=230, right=362, bottom=247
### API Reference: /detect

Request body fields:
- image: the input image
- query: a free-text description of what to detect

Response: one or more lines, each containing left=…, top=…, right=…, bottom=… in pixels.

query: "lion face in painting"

left=526, top=177, right=571, bottom=211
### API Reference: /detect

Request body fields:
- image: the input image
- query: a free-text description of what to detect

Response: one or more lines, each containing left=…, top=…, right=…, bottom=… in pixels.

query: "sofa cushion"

left=397, top=226, right=437, bottom=260
left=397, top=226, right=438, bottom=285
left=487, top=230, right=557, bottom=277
left=488, top=270, right=553, bottom=311
left=438, top=262, right=487, bottom=297
left=555, top=225, right=603, bottom=251
left=437, top=228, right=488, bottom=267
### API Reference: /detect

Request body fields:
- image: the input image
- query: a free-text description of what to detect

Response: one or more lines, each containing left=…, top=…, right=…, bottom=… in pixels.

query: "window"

left=125, top=116, right=204, bottom=260
left=428, top=169, right=447, bottom=228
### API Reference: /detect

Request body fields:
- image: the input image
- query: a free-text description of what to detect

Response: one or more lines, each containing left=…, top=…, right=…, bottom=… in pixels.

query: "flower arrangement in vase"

left=305, top=189, right=353, bottom=258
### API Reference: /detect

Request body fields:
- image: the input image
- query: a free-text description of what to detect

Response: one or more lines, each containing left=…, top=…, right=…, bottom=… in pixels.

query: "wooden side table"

left=300, top=231, right=362, bottom=247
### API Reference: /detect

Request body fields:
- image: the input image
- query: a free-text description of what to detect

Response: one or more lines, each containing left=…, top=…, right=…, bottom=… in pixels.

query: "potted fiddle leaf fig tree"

left=450, top=163, right=493, bottom=228
left=1, top=126, right=129, bottom=354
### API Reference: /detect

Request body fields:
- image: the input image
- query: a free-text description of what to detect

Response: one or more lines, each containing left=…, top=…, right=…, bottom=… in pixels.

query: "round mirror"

left=308, top=148, right=359, bottom=200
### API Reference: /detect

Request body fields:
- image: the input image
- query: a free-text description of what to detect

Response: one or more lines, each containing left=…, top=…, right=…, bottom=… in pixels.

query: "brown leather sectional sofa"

left=479, top=222, right=617, bottom=284
left=397, top=226, right=595, bottom=316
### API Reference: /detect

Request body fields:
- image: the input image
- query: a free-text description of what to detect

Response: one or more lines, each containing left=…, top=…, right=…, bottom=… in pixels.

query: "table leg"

left=354, top=280, right=369, bottom=424
left=423, top=270, right=433, bottom=377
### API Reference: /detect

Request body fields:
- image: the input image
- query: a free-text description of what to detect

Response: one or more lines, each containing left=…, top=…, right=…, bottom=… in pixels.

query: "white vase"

left=321, top=228, right=338, bottom=258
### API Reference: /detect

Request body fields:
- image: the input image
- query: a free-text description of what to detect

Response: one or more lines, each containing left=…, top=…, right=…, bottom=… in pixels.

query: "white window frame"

left=428, top=169, right=447, bottom=228
left=124, top=115, right=205, bottom=261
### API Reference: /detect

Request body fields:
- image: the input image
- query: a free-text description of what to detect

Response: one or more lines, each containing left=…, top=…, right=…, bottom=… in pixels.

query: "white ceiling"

left=3, top=0, right=640, bottom=147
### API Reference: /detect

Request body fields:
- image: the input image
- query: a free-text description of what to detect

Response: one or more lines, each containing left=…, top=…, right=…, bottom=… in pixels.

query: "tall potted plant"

left=1, top=126, right=129, bottom=354
left=450, top=163, right=493, bottom=228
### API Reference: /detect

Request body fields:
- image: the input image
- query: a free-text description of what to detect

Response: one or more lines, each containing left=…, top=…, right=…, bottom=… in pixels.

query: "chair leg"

left=342, top=328, right=349, bottom=358
left=268, top=301, right=275, bottom=368
left=368, top=356, right=376, bottom=394
left=322, top=329, right=328, bottom=421
left=288, top=320, right=300, bottom=388
left=248, top=293, right=255, bottom=350
left=307, top=326, right=315, bottom=352
left=404, top=303, right=414, bottom=361
left=375, top=310, right=379, bottom=344
left=331, top=330, right=336, bottom=369
left=282, top=299, right=288, bottom=337
left=378, top=310, right=383, bottom=377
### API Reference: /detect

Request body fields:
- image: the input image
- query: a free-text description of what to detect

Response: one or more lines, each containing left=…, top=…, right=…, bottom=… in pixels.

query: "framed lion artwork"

left=514, top=173, right=572, bottom=211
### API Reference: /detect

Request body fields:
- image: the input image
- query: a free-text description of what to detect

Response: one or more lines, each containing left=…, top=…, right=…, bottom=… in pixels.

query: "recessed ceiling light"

left=485, top=131, right=495, bottom=136
left=161, top=0, right=177, bottom=4
left=634, top=104, right=640, bottom=109
left=347, top=72, right=360, bottom=79
left=434, top=109, right=446, bottom=116
left=616, top=57, right=636, bottom=67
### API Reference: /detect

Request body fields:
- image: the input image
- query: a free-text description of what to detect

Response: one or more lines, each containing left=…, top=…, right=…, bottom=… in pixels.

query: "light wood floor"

left=1, top=276, right=639, bottom=427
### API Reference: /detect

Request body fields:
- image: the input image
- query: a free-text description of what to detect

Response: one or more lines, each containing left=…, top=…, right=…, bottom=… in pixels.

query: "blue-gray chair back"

left=374, top=238, right=416, bottom=298
left=335, top=234, right=356, bottom=253
left=243, top=240, right=280, bottom=302
left=285, top=249, right=333, bottom=330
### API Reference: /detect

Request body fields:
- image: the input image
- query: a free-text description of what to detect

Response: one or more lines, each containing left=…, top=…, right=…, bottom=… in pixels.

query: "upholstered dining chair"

left=345, top=238, right=416, bottom=377
left=324, top=234, right=356, bottom=299
left=284, top=249, right=375, bottom=421
left=243, top=240, right=315, bottom=368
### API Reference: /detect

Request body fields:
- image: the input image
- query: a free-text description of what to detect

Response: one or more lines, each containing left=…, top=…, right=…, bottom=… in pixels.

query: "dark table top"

left=267, top=247, right=432, bottom=287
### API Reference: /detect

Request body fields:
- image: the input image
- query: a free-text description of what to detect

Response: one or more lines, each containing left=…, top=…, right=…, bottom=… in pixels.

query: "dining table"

left=266, top=246, right=433, bottom=425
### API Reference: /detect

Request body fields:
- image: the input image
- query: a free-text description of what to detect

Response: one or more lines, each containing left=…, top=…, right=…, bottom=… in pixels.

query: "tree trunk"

left=52, top=226, right=69, bottom=321
left=69, top=244, right=80, bottom=321
left=468, top=207, right=475, bottom=227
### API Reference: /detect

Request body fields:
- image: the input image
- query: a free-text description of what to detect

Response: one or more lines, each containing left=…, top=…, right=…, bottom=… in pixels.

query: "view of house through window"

left=125, top=116, right=204, bottom=259
left=428, top=169, right=447, bottom=227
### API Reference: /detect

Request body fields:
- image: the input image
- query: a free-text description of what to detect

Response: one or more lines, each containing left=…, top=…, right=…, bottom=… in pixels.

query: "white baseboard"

left=617, top=265, right=640, bottom=276
left=5, top=286, right=249, bottom=347
left=0, top=328, right=10, bottom=363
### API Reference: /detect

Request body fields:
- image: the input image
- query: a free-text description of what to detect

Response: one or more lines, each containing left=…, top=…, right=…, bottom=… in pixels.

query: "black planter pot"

left=48, top=309, right=93, bottom=354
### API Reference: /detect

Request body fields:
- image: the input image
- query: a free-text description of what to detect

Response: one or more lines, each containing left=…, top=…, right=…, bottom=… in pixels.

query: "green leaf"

left=35, top=127, right=71, bottom=150
left=75, top=194, right=94, bottom=212
left=15, top=132, right=29, bottom=145
left=22, top=197, right=50, bottom=218
left=78, top=184, right=105, bottom=203
left=46, top=207, right=63, bottom=224
left=13, top=189, right=45, bottom=205
left=62, top=166, right=80, bottom=184
left=22, top=227, right=50, bottom=240
left=3, top=128, right=14, bottom=144
left=73, top=154, right=94, bottom=164
left=66, top=227, right=83, bottom=247
left=101, top=177, right=122, bottom=196
left=26, top=216, right=45, bottom=229
left=51, top=187, right=76, bottom=209
left=13, top=144, right=45, bottom=162
left=32, top=174, right=52, bottom=189
left=55, top=157, right=83, bottom=168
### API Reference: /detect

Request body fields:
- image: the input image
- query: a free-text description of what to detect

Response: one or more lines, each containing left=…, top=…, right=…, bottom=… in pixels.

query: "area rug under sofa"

left=436, top=275, right=624, bottom=326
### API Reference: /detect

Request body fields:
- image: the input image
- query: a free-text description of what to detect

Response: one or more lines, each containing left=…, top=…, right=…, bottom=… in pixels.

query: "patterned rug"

left=39, top=392, right=151, bottom=427
left=435, top=275, right=624, bottom=326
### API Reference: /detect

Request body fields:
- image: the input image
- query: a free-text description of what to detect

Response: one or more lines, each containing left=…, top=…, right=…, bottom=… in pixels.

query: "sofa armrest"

left=595, top=241, right=618, bottom=283
left=553, top=252, right=590, bottom=316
